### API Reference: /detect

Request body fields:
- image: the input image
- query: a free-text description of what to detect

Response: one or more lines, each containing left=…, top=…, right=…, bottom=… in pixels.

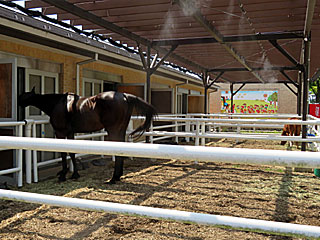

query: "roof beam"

left=208, top=66, right=303, bottom=72
left=280, top=70, right=299, bottom=88
left=152, top=31, right=304, bottom=47
left=284, top=82, right=298, bottom=96
left=269, top=40, right=300, bottom=66
left=40, top=0, right=206, bottom=72
left=174, top=0, right=266, bottom=83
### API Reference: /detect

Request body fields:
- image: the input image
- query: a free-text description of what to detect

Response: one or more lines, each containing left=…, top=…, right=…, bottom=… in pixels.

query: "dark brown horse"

left=18, top=87, right=157, bottom=183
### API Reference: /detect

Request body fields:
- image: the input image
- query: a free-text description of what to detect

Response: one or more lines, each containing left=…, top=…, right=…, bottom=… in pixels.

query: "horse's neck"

left=30, top=94, right=65, bottom=116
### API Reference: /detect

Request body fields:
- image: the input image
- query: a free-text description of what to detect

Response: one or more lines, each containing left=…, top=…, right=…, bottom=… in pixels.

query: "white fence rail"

left=1, top=114, right=320, bottom=187
left=0, top=137, right=320, bottom=237
left=0, top=189, right=319, bottom=238
left=1, top=136, right=320, bottom=169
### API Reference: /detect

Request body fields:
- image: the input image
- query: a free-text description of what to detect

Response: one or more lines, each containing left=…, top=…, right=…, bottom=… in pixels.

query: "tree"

left=268, top=92, right=278, bottom=107
left=309, top=76, right=320, bottom=103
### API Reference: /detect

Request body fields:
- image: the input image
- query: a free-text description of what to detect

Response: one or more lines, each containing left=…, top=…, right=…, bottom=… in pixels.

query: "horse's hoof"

left=106, top=180, right=116, bottom=185
left=58, top=175, right=67, bottom=182
left=106, top=178, right=120, bottom=184
left=71, top=172, right=80, bottom=180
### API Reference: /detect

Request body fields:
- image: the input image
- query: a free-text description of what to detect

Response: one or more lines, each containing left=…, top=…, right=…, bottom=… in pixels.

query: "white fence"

left=0, top=137, right=320, bottom=237
left=0, top=189, right=320, bottom=238
left=1, top=113, right=320, bottom=187
left=0, top=121, right=24, bottom=187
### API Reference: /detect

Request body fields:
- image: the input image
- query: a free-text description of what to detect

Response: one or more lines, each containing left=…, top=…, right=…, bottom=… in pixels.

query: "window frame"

left=25, top=69, right=59, bottom=120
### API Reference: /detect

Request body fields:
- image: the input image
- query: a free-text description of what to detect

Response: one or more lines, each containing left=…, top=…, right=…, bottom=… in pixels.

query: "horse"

left=280, top=117, right=301, bottom=148
left=18, top=87, right=157, bottom=184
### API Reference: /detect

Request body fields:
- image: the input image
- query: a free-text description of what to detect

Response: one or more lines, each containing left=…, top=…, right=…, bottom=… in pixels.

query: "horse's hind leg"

left=57, top=152, right=68, bottom=182
left=106, top=130, right=126, bottom=184
left=108, top=156, right=124, bottom=184
left=67, top=133, right=80, bottom=180
left=70, top=153, right=80, bottom=179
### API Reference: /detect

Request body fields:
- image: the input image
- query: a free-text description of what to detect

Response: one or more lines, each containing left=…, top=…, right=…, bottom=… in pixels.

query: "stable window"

left=83, top=78, right=103, bottom=97
left=25, top=69, right=59, bottom=161
left=25, top=69, right=59, bottom=119
left=82, top=69, right=122, bottom=97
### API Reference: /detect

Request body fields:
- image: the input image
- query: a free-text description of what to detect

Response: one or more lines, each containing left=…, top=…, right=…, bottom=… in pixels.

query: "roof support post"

left=174, top=0, right=265, bottom=83
left=297, top=71, right=303, bottom=115
left=150, top=45, right=178, bottom=75
left=301, top=35, right=311, bottom=151
left=208, top=72, right=224, bottom=88
left=203, top=71, right=209, bottom=114
left=146, top=46, right=152, bottom=104
left=137, top=44, right=178, bottom=103
left=230, top=83, right=234, bottom=113
left=301, top=0, right=316, bottom=151
left=203, top=72, right=224, bottom=114
left=230, top=83, right=246, bottom=113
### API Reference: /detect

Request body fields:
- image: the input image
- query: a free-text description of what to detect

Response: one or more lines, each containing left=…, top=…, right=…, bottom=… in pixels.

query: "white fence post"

left=24, top=119, right=34, bottom=184
left=201, top=121, right=205, bottom=146
left=186, top=115, right=190, bottom=142
left=32, top=123, right=38, bottom=183
left=195, top=121, right=200, bottom=146
left=150, top=122, right=153, bottom=144
left=17, top=124, right=23, bottom=187
left=100, top=128, right=105, bottom=159
left=175, top=119, right=178, bottom=143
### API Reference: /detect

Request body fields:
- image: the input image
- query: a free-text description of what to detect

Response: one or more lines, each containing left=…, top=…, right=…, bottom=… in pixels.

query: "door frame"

left=0, top=58, right=17, bottom=121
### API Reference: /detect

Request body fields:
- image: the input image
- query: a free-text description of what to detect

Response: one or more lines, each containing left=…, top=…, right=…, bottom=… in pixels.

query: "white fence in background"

left=1, top=113, right=320, bottom=186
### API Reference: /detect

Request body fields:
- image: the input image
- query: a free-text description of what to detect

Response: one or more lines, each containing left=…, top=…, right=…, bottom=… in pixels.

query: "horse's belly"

left=72, top=113, right=104, bottom=133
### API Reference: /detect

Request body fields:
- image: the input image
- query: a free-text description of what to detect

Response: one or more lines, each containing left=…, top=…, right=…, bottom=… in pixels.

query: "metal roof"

left=4, top=0, right=320, bottom=85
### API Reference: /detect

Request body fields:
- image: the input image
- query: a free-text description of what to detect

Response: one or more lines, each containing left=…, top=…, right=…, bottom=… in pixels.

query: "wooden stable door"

left=0, top=63, right=13, bottom=119
left=188, top=95, right=204, bottom=113
left=117, top=84, right=145, bottom=99
left=151, top=89, right=173, bottom=114
left=0, top=59, right=17, bottom=183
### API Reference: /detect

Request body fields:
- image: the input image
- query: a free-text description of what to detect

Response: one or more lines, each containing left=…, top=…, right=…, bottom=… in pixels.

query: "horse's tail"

left=125, top=93, right=157, bottom=139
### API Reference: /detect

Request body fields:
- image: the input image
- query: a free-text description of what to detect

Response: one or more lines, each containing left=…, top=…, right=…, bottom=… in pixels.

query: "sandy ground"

left=0, top=139, right=319, bottom=240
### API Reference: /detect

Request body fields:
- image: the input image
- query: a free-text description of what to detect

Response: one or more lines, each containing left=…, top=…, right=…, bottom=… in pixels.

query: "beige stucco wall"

left=0, top=38, right=204, bottom=96
left=209, top=83, right=297, bottom=114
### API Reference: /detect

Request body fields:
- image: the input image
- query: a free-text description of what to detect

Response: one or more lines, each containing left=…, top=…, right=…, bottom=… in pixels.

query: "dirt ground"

left=0, top=139, right=320, bottom=240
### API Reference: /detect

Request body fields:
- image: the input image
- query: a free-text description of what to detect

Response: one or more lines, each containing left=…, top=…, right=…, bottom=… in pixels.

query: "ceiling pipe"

left=76, top=53, right=98, bottom=95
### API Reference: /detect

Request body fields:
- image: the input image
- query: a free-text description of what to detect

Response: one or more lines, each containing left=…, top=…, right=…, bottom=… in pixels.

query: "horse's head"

left=18, top=87, right=36, bottom=108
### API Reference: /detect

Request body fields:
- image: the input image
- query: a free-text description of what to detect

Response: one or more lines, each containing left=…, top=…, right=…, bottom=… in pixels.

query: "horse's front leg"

left=55, top=131, right=69, bottom=182
left=108, top=156, right=124, bottom=184
left=67, top=133, right=80, bottom=180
